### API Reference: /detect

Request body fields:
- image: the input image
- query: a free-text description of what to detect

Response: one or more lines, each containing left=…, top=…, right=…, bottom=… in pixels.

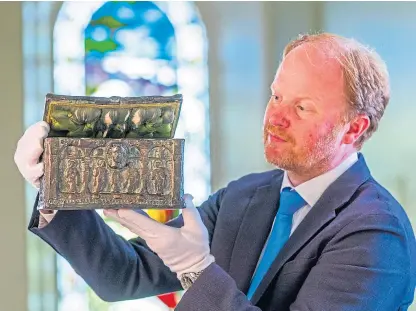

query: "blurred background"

left=0, top=1, right=415, bottom=310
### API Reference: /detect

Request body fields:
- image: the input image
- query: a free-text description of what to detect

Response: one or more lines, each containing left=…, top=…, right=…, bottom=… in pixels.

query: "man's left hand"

left=104, top=194, right=215, bottom=278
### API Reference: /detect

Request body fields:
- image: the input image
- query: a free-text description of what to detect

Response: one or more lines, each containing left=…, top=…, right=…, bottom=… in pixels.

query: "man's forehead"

left=273, top=43, right=343, bottom=88
left=271, top=42, right=346, bottom=105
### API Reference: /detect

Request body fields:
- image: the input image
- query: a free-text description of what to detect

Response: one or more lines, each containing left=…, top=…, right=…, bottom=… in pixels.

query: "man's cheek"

left=303, top=132, right=318, bottom=150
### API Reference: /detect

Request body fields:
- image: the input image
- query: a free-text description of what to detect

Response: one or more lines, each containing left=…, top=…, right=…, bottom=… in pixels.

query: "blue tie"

left=247, top=187, right=306, bottom=300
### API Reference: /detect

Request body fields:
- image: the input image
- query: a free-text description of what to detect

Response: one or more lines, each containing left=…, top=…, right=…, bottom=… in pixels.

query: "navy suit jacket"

left=29, top=153, right=416, bottom=310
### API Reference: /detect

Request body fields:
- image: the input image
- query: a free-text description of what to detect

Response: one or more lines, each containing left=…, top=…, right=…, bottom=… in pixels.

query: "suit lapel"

left=251, top=153, right=372, bottom=305
left=228, top=171, right=284, bottom=294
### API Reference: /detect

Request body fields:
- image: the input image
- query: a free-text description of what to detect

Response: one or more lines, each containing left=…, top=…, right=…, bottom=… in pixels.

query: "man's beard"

left=263, top=124, right=341, bottom=175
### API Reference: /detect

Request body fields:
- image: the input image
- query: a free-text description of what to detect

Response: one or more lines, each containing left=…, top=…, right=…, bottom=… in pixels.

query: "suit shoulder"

left=347, top=177, right=415, bottom=247
left=226, top=169, right=283, bottom=191
left=355, top=177, right=409, bottom=219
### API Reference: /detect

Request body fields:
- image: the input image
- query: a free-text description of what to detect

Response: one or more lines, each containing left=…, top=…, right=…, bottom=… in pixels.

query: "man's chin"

left=265, top=152, right=289, bottom=169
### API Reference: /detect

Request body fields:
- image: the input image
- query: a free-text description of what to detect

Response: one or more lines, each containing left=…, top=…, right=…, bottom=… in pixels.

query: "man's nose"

left=268, top=109, right=290, bottom=128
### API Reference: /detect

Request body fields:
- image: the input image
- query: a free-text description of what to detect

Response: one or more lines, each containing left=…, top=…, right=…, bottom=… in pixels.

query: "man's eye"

left=271, top=95, right=279, bottom=101
left=297, top=105, right=305, bottom=111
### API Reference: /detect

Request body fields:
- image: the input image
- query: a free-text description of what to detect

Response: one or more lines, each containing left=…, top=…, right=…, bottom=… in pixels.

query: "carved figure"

left=89, top=159, right=107, bottom=195
left=61, top=159, right=82, bottom=193
left=147, top=147, right=172, bottom=196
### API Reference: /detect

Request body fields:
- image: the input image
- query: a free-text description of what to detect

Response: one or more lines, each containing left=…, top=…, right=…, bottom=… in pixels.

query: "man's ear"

left=342, top=114, right=370, bottom=145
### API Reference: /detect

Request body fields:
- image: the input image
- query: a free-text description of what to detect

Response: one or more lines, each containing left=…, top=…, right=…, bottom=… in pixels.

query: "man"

left=15, top=33, right=416, bottom=310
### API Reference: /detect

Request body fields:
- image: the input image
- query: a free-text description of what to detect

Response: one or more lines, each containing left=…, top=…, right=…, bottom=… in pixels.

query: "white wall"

left=0, top=2, right=27, bottom=310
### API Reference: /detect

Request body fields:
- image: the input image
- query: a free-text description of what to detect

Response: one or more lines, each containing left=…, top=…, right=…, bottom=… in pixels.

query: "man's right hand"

left=14, top=121, right=50, bottom=189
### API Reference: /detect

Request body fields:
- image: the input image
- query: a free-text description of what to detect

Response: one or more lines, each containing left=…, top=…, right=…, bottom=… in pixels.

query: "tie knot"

left=278, top=187, right=306, bottom=215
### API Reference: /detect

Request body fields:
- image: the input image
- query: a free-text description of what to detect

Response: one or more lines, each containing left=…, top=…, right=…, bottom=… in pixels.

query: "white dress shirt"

left=252, top=152, right=358, bottom=277
left=283, top=152, right=358, bottom=236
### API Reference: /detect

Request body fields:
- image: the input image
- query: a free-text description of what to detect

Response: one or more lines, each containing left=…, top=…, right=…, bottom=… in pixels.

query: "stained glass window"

left=24, top=1, right=210, bottom=310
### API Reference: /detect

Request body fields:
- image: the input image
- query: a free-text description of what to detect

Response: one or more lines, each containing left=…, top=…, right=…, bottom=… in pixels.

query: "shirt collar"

left=281, top=152, right=358, bottom=207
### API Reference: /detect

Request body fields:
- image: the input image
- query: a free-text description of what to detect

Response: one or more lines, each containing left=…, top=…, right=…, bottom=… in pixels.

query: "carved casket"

left=38, top=93, right=185, bottom=210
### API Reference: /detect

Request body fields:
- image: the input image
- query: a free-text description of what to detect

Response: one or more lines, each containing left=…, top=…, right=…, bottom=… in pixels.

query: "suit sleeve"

left=289, top=213, right=412, bottom=311
left=28, top=187, right=226, bottom=302
left=177, top=213, right=412, bottom=311
left=176, top=263, right=262, bottom=311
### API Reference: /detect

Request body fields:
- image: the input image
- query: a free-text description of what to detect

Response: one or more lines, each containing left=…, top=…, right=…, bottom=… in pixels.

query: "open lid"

left=43, top=93, right=183, bottom=139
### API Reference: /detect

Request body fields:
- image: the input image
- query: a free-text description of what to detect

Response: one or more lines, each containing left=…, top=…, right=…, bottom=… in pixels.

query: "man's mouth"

left=268, top=133, right=286, bottom=143
left=266, top=129, right=287, bottom=143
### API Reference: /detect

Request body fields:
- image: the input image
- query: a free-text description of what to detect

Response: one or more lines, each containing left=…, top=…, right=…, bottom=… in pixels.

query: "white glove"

left=14, top=121, right=56, bottom=227
left=104, top=194, right=215, bottom=278
left=14, top=121, right=50, bottom=189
